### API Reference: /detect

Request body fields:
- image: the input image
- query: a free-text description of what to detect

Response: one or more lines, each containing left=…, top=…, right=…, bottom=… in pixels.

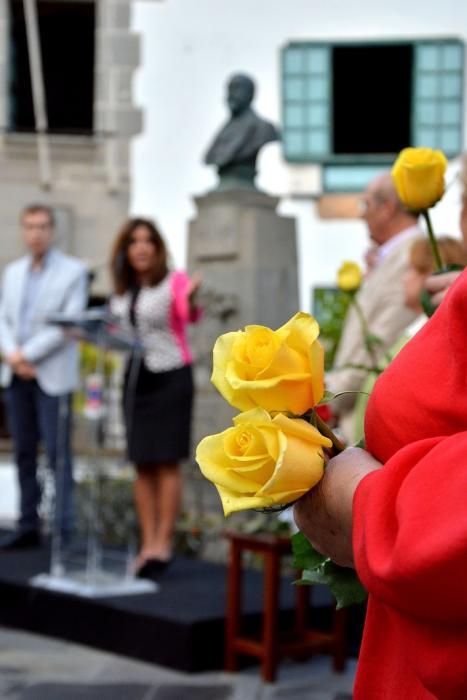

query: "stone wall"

left=0, top=0, right=145, bottom=293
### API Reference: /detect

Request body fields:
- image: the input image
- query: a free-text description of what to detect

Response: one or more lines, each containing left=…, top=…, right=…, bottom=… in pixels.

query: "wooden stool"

left=224, top=530, right=347, bottom=683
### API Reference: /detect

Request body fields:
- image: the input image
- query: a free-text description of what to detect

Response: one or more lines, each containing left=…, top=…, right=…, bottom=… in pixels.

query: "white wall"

left=131, top=0, right=467, bottom=310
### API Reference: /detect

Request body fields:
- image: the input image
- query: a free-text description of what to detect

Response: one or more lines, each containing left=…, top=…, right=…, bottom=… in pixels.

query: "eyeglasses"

left=358, top=192, right=386, bottom=215
left=358, top=198, right=369, bottom=215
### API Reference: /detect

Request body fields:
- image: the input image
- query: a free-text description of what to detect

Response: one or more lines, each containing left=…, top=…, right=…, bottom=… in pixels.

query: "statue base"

left=214, top=163, right=257, bottom=191
left=186, top=189, right=299, bottom=512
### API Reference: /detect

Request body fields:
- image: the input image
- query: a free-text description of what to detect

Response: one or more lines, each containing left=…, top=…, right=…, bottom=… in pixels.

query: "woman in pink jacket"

left=110, top=218, right=201, bottom=579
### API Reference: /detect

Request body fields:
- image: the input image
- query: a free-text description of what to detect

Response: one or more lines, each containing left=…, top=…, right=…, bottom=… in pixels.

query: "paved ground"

left=0, top=460, right=356, bottom=698
left=0, top=627, right=356, bottom=700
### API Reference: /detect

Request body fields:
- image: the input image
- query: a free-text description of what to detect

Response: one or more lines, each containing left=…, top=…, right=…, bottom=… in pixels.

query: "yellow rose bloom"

left=391, top=147, right=447, bottom=211
left=196, top=408, right=332, bottom=515
left=337, top=261, right=362, bottom=292
left=211, top=312, right=324, bottom=415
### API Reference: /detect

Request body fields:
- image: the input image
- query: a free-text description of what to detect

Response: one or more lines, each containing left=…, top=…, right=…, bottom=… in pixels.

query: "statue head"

left=204, top=72, right=279, bottom=191
left=227, top=74, right=255, bottom=117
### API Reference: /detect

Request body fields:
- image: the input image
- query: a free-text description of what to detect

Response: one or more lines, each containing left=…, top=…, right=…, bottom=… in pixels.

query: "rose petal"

left=211, top=332, right=240, bottom=404
left=216, top=483, right=309, bottom=516
left=258, top=434, right=324, bottom=497
left=272, top=414, right=332, bottom=448
left=196, top=433, right=266, bottom=492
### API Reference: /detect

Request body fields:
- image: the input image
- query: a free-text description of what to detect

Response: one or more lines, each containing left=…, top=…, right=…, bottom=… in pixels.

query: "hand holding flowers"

left=196, top=311, right=365, bottom=607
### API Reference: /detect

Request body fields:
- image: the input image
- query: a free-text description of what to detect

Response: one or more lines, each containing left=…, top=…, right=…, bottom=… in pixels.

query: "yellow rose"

left=391, top=147, right=448, bottom=211
left=337, top=261, right=362, bottom=292
left=196, top=408, right=332, bottom=515
left=211, top=312, right=324, bottom=414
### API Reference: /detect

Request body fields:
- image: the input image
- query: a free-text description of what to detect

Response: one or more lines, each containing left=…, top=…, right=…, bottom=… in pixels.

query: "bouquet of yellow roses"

left=195, top=312, right=366, bottom=607
left=196, top=312, right=338, bottom=516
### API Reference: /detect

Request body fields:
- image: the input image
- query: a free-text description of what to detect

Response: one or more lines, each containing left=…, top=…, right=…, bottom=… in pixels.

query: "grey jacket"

left=0, top=249, right=88, bottom=395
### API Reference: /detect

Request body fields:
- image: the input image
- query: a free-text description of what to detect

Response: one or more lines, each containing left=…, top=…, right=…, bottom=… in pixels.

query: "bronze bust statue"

left=204, top=74, right=280, bottom=190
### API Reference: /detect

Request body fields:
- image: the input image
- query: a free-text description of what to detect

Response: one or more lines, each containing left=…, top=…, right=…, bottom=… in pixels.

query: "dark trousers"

left=4, top=377, right=74, bottom=534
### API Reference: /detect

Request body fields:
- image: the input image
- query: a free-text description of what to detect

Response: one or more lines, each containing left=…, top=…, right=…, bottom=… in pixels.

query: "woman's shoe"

left=135, top=557, right=173, bottom=581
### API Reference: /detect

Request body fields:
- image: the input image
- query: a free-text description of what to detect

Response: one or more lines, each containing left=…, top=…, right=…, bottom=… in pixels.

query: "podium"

left=31, top=308, right=157, bottom=597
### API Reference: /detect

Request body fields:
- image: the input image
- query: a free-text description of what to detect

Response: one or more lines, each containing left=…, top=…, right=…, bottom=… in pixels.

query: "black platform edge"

left=0, top=543, right=364, bottom=672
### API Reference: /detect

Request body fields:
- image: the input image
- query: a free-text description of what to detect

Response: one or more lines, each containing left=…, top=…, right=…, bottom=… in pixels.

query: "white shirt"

left=376, top=225, right=421, bottom=264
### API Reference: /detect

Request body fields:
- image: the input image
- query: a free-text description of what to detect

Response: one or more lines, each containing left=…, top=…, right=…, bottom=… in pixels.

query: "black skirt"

left=123, top=360, right=194, bottom=466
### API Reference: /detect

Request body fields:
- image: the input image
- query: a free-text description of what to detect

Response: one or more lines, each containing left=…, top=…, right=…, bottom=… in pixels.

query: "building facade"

left=131, top=0, right=467, bottom=309
left=0, top=0, right=147, bottom=292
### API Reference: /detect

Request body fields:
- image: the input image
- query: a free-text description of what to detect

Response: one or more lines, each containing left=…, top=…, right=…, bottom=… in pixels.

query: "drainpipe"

left=23, top=0, right=52, bottom=188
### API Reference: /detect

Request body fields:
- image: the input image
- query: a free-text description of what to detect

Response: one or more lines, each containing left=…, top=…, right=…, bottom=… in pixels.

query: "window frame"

left=281, top=37, right=465, bottom=172
left=6, top=0, right=97, bottom=137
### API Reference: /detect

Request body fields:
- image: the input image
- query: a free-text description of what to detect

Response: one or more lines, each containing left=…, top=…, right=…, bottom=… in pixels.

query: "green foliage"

left=292, top=532, right=367, bottom=609
left=292, top=530, right=326, bottom=570
left=312, top=287, right=351, bottom=370
left=80, top=342, right=118, bottom=377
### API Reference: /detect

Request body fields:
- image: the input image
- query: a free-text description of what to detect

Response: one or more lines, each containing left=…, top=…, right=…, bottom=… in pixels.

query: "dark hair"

left=21, top=203, right=55, bottom=227
left=110, top=218, right=168, bottom=295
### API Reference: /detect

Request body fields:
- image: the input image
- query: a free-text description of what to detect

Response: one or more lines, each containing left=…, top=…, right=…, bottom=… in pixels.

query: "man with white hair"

left=327, top=172, right=421, bottom=444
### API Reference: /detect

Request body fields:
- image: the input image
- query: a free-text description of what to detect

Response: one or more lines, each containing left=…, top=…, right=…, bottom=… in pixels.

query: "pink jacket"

left=169, top=270, right=203, bottom=365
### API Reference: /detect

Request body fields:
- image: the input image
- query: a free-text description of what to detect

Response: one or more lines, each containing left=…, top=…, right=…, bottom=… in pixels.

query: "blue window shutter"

left=412, top=41, right=464, bottom=157
left=282, top=44, right=331, bottom=162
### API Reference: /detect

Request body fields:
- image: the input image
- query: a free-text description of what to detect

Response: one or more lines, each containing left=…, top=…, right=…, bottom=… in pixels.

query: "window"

left=282, top=39, right=464, bottom=173
left=8, top=0, right=95, bottom=134
left=333, top=45, right=412, bottom=155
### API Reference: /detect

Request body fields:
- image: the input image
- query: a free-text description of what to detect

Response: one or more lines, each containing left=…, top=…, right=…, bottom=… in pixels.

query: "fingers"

left=191, top=271, right=203, bottom=291
left=425, top=271, right=461, bottom=293
left=430, top=289, right=449, bottom=307
left=188, top=271, right=203, bottom=297
left=14, top=361, right=36, bottom=380
left=424, top=271, right=462, bottom=310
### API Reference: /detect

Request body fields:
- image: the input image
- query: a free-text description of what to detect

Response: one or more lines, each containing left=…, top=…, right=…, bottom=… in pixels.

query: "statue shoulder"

left=252, top=111, right=280, bottom=141
left=204, top=115, right=251, bottom=165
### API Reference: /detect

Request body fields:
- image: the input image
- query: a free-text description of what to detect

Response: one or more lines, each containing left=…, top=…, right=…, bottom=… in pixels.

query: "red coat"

left=353, top=269, right=467, bottom=700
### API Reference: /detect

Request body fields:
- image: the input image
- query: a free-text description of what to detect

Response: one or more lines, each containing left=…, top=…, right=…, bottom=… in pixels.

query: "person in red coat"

left=294, top=267, right=467, bottom=700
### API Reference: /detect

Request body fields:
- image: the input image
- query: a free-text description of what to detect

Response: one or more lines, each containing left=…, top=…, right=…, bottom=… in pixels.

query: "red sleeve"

left=353, top=432, right=467, bottom=624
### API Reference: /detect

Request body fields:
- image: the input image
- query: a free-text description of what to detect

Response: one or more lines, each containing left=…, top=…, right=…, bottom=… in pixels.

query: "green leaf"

left=332, top=389, right=371, bottom=399
left=322, top=560, right=368, bottom=609
left=293, top=542, right=368, bottom=609
left=291, top=532, right=327, bottom=570
left=317, top=390, right=335, bottom=405
left=299, top=567, right=329, bottom=585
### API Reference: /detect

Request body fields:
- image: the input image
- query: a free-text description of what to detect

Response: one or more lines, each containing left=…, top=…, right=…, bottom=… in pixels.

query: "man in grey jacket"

left=0, top=204, right=88, bottom=549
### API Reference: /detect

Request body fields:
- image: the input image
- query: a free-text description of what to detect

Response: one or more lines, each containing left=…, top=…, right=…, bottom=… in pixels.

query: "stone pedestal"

left=186, top=189, right=298, bottom=516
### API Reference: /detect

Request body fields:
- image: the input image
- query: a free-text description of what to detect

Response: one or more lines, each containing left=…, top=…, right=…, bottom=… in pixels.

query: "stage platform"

left=0, top=542, right=364, bottom=672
